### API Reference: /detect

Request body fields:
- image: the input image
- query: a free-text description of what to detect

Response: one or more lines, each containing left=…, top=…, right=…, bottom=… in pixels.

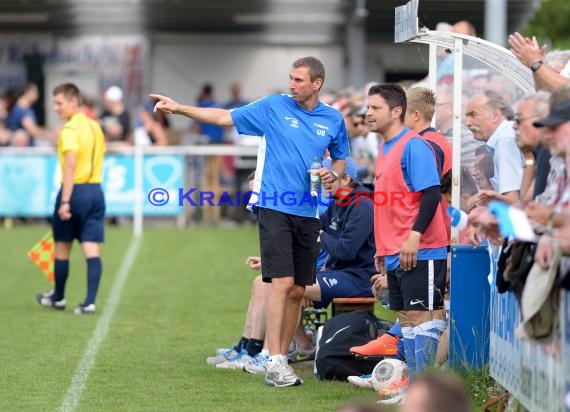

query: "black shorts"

left=257, top=207, right=320, bottom=286
left=52, top=184, right=106, bottom=243
left=387, top=259, right=446, bottom=311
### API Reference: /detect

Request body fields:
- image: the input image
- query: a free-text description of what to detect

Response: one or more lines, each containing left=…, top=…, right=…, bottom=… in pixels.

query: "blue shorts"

left=314, top=269, right=373, bottom=309
left=52, top=184, right=105, bottom=243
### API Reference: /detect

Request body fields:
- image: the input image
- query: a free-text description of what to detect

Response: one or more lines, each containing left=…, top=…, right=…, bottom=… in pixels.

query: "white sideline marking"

left=59, top=237, right=141, bottom=412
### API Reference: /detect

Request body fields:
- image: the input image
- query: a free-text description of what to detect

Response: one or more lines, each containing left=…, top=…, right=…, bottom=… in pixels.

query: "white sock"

left=268, top=355, right=282, bottom=370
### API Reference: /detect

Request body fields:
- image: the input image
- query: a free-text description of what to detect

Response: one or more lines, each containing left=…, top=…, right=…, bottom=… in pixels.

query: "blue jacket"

left=319, top=185, right=375, bottom=285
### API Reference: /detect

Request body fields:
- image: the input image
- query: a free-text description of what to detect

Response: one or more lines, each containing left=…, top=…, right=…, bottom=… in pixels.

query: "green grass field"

left=1, top=225, right=386, bottom=412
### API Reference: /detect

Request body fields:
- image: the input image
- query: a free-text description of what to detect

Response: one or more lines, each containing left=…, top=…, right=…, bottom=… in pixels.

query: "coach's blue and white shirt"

left=231, top=94, right=349, bottom=218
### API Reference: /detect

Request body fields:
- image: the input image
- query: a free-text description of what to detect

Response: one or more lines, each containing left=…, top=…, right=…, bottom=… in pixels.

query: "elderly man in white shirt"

left=464, top=90, right=524, bottom=209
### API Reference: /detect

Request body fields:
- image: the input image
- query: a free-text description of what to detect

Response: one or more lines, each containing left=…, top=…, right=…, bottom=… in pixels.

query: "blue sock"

left=85, top=257, right=102, bottom=305
left=401, top=326, right=416, bottom=377
left=388, top=321, right=402, bottom=339
left=53, top=259, right=69, bottom=301
left=414, top=321, right=440, bottom=373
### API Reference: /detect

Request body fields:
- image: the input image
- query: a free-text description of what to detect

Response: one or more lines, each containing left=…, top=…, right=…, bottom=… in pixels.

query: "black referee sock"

left=85, top=257, right=102, bottom=306
left=234, top=336, right=249, bottom=353
left=53, top=259, right=69, bottom=301
left=245, top=339, right=264, bottom=357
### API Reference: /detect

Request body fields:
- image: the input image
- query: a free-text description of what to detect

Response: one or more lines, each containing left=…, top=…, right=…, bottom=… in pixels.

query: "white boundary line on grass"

left=59, top=236, right=141, bottom=412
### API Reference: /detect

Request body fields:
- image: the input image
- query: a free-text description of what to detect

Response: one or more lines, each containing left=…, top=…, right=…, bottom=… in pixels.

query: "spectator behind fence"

left=191, top=83, right=224, bottom=144
left=6, top=83, right=53, bottom=146
left=464, top=90, right=522, bottom=209
left=36, top=83, right=106, bottom=315
left=509, top=32, right=570, bottom=92
left=347, top=106, right=375, bottom=181
left=513, top=93, right=551, bottom=203
left=531, top=93, right=570, bottom=268
left=100, top=85, right=131, bottom=146
left=434, top=86, right=481, bottom=167
left=223, top=82, right=249, bottom=144
left=437, top=20, right=477, bottom=85
left=81, top=96, right=99, bottom=121
left=545, top=49, right=570, bottom=77
left=134, top=98, right=168, bottom=146
left=151, top=56, right=349, bottom=388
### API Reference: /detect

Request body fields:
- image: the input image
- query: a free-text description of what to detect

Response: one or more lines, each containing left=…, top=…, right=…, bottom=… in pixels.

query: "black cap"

left=533, top=99, right=570, bottom=128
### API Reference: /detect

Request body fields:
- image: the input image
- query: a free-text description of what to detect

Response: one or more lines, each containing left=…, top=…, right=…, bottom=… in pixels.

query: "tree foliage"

left=524, top=0, right=570, bottom=48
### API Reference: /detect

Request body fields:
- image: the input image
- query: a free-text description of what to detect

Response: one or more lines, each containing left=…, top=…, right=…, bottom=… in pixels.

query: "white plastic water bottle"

left=309, top=156, right=321, bottom=197
left=447, top=206, right=468, bottom=230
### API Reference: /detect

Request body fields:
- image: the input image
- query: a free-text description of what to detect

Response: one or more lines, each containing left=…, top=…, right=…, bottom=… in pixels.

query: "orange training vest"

left=373, top=128, right=449, bottom=256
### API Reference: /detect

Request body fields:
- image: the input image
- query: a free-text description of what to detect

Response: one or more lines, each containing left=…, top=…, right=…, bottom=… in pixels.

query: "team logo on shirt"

left=329, top=217, right=338, bottom=231
left=314, top=122, right=328, bottom=137
left=285, top=116, right=299, bottom=128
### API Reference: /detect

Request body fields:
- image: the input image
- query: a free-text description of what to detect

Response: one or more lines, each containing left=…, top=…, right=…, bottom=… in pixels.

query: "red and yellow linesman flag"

left=27, top=231, right=55, bottom=283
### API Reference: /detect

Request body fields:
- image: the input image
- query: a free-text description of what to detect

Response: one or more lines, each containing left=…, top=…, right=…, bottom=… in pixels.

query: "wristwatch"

left=523, top=158, right=536, bottom=168
left=530, top=60, right=543, bottom=72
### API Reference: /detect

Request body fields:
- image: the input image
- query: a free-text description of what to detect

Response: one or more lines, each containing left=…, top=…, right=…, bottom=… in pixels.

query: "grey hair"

left=550, top=83, right=570, bottom=107
left=545, top=50, right=570, bottom=71
left=483, top=89, right=514, bottom=120
left=517, top=92, right=550, bottom=118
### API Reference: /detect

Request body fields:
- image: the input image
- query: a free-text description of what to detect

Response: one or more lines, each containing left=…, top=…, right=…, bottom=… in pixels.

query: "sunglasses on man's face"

left=513, top=115, right=538, bottom=126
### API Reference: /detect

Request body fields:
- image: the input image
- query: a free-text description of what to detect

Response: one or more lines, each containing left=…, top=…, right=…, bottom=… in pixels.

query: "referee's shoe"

left=36, top=292, right=66, bottom=310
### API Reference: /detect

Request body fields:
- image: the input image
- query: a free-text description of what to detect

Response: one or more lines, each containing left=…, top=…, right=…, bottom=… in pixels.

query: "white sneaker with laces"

left=244, top=352, right=269, bottom=374
left=206, top=348, right=238, bottom=365
left=264, top=357, right=303, bottom=387
left=215, top=347, right=233, bottom=356
left=216, top=352, right=252, bottom=369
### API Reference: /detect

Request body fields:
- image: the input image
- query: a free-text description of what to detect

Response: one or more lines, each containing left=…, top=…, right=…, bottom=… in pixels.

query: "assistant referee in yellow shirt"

left=36, top=83, right=106, bottom=315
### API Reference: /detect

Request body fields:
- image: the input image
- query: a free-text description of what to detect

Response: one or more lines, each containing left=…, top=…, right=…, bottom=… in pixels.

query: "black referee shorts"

left=257, top=207, right=320, bottom=286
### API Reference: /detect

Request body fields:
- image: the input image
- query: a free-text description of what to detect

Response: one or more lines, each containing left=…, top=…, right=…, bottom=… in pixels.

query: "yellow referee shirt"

left=58, top=113, right=106, bottom=184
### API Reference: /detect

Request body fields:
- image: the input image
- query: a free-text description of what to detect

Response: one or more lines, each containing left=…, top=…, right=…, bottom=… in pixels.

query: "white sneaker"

left=264, top=358, right=303, bottom=387
left=206, top=348, right=238, bottom=365
left=73, top=303, right=95, bottom=315
left=216, top=351, right=252, bottom=369
left=215, top=347, right=233, bottom=356
left=244, top=352, right=270, bottom=374
left=347, top=373, right=375, bottom=389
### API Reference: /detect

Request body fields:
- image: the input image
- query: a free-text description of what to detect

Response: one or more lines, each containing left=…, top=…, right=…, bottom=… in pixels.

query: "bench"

left=331, top=297, right=377, bottom=316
